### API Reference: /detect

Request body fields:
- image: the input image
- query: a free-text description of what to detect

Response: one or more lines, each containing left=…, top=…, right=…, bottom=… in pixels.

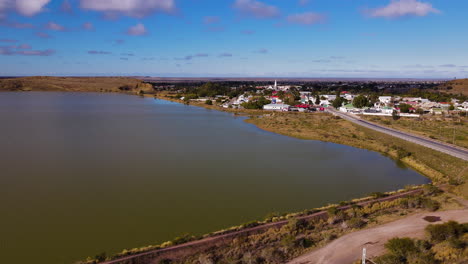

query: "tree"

left=399, top=103, right=411, bottom=113
left=392, top=110, right=400, bottom=120
left=205, top=100, right=213, bottom=105
left=449, top=104, right=455, bottom=111
left=315, top=94, right=320, bottom=105
left=332, top=97, right=343, bottom=108
left=353, top=95, right=369, bottom=108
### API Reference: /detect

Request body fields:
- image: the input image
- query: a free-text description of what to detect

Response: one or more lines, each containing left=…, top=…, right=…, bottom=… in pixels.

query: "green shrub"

left=426, top=221, right=466, bottom=242
left=374, top=253, right=403, bottom=264
left=205, top=99, right=213, bottom=105
left=370, top=192, right=387, bottom=199
left=421, top=198, right=440, bottom=212
left=347, top=217, right=366, bottom=229
left=385, top=237, right=417, bottom=259
left=422, top=184, right=442, bottom=196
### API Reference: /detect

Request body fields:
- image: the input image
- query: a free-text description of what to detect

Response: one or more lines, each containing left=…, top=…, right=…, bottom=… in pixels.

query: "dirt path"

left=287, top=209, right=468, bottom=264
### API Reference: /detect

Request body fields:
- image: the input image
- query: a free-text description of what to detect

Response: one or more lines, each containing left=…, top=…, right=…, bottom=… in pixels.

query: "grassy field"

left=362, top=115, right=468, bottom=149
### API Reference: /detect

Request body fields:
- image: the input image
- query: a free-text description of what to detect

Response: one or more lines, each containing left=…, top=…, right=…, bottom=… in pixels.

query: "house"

left=381, top=106, right=394, bottom=114
left=271, top=96, right=283, bottom=104
left=300, top=91, right=312, bottom=104
left=378, top=96, right=392, bottom=104
left=263, top=103, right=290, bottom=111
left=430, top=108, right=444, bottom=115
left=339, top=104, right=357, bottom=113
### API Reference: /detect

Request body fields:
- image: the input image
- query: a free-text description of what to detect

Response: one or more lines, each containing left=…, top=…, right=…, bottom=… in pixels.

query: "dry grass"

left=0, top=76, right=152, bottom=93
left=438, top=78, right=468, bottom=96
left=362, top=115, right=468, bottom=149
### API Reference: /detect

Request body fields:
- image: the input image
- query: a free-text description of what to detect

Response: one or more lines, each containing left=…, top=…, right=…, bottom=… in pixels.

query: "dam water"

left=0, top=92, right=429, bottom=264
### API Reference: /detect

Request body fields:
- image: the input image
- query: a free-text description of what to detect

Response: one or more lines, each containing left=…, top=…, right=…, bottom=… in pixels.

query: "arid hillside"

left=0, top=76, right=154, bottom=93
left=438, top=78, right=468, bottom=96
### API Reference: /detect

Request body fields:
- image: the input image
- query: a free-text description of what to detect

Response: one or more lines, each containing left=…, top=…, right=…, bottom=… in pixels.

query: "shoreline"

left=150, top=94, right=466, bottom=184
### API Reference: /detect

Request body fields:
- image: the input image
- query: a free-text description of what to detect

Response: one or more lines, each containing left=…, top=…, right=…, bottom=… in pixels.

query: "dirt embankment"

left=287, top=208, right=468, bottom=264
left=0, top=76, right=154, bottom=93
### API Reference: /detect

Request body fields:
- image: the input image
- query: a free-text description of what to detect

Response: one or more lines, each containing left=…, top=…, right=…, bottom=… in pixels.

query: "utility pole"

left=362, top=248, right=366, bottom=264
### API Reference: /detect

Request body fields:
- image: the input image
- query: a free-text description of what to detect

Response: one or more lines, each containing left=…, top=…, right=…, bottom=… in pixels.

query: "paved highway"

left=326, top=108, right=468, bottom=161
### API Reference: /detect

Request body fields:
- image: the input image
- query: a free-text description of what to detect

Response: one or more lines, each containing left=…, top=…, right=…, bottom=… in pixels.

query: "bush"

left=370, top=192, right=387, bottom=199
left=347, top=217, right=366, bottom=229
left=385, top=237, right=417, bottom=259
left=396, top=148, right=412, bottom=159
left=205, top=100, right=213, bottom=105
left=422, top=184, right=442, bottom=196
left=374, top=253, right=404, bottom=264
left=426, top=221, right=466, bottom=242
left=421, top=198, right=440, bottom=212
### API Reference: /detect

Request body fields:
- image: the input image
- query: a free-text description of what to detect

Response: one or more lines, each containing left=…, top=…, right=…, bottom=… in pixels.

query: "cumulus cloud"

left=366, top=0, right=440, bottom=18
left=126, top=23, right=147, bottom=36
left=82, top=22, right=94, bottom=30
left=0, top=0, right=51, bottom=17
left=233, top=0, right=280, bottom=19
left=87, top=50, right=112, bottom=55
left=46, top=21, right=66, bottom=31
left=203, top=16, right=220, bottom=24
left=287, top=12, right=326, bottom=25
left=79, top=0, right=176, bottom=18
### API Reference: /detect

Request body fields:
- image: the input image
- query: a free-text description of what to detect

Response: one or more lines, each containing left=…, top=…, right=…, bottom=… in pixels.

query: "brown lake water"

left=0, top=92, right=429, bottom=264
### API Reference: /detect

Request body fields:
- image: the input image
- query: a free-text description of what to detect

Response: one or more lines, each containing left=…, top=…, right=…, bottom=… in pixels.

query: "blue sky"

left=0, top=0, right=467, bottom=78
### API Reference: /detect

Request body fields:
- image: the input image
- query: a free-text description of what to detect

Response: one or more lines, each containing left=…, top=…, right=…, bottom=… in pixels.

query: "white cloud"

left=287, top=12, right=326, bottom=25
left=126, top=23, right=147, bottom=36
left=79, top=0, right=176, bottom=18
left=367, top=0, right=440, bottom=18
left=0, top=0, right=50, bottom=17
left=233, top=0, right=279, bottom=19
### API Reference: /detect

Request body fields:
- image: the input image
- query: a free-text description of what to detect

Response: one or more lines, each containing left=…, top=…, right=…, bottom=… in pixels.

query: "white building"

left=263, top=103, right=290, bottom=111
left=378, top=96, right=392, bottom=104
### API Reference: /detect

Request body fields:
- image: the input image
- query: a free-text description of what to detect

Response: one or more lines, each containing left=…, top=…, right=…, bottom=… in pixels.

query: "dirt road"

left=287, top=209, right=468, bottom=264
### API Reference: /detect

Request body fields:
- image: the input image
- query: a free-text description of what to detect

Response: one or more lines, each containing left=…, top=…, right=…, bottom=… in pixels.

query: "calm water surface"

left=0, top=92, right=429, bottom=264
